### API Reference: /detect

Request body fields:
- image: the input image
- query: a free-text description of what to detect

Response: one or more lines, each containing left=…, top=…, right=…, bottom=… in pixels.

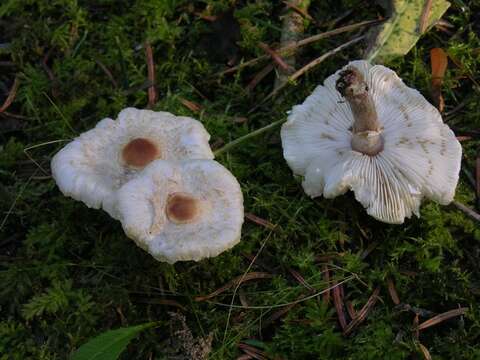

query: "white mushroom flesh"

left=281, top=60, right=462, bottom=224
left=116, top=160, right=244, bottom=263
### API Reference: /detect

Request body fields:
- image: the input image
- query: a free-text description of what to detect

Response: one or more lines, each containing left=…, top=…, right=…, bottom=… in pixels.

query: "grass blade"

left=71, top=322, right=156, bottom=360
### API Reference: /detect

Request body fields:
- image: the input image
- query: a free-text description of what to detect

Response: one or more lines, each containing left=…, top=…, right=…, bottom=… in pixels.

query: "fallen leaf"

left=365, top=0, right=450, bottom=62
left=430, top=48, right=448, bottom=112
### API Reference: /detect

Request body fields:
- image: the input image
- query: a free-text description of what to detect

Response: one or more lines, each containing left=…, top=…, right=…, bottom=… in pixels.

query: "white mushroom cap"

left=51, top=108, right=214, bottom=217
left=281, top=60, right=462, bottom=224
left=116, top=160, right=244, bottom=263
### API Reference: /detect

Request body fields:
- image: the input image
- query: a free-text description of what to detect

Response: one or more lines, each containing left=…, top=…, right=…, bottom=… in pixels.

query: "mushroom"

left=51, top=107, right=213, bottom=217
left=281, top=60, right=462, bottom=224
left=115, top=160, right=244, bottom=263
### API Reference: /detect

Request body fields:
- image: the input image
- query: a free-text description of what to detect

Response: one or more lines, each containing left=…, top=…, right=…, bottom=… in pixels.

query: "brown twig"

left=289, top=268, right=315, bottom=292
left=122, top=80, right=154, bottom=96
left=144, top=42, right=157, bottom=108
left=417, top=307, right=468, bottom=331
left=395, top=303, right=435, bottom=318
left=241, top=253, right=276, bottom=273
left=0, top=111, right=31, bottom=120
left=316, top=253, right=344, bottom=262
left=322, top=264, right=331, bottom=304
left=261, top=294, right=304, bottom=329
left=258, top=43, right=293, bottom=72
left=195, top=272, right=273, bottom=302
left=210, top=138, right=225, bottom=151
left=232, top=116, right=248, bottom=124
left=245, top=213, right=277, bottom=230
left=413, top=313, right=420, bottom=339
left=418, top=343, right=432, bottom=360
left=274, top=0, right=310, bottom=91
left=236, top=355, right=253, bottom=360
left=419, top=0, right=433, bottom=34
left=238, top=343, right=268, bottom=360
left=387, top=277, right=400, bottom=305
left=256, top=35, right=365, bottom=107
left=345, top=301, right=356, bottom=320
left=238, top=289, right=249, bottom=307
left=360, top=241, right=379, bottom=260
left=476, top=153, right=480, bottom=201
left=451, top=201, right=480, bottom=222
left=445, top=99, right=469, bottom=119
left=343, top=287, right=380, bottom=336
left=447, top=52, right=480, bottom=89
left=194, top=12, right=217, bottom=22
left=461, top=167, right=476, bottom=193
left=333, top=281, right=347, bottom=330
left=321, top=9, right=354, bottom=29
left=95, top=59, right=118, bottom=88
left=246, top=64, right=275, bottom=93
left=41, top=51, right=59, bottom=98
left=179, top=98, right=202, bottom=113
left=0, top=77, right=20, bottom=113
left=216, top=19, right=380, bottom=76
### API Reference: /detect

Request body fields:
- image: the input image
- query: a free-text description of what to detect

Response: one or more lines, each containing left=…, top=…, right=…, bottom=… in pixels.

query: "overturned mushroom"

left=281, top=60, right=462, bottom=224
left=51, top=108, right=213, bottom=217
left=116, top=160, right=244, bottom=263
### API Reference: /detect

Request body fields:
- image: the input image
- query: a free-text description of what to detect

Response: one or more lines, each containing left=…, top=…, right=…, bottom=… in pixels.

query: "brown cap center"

left=122, top=138, right=160, bottom=168
left=166, top=192, right=201, bottom=224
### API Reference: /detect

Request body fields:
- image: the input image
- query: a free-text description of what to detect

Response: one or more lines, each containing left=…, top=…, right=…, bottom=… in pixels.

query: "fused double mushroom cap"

left=51, top=108, right=213, bottom=218
left=51, top=108, right=245, bottom=262
left=116, top=160, right=244, bottom=263
left=281, top=60, right=462, bottom=224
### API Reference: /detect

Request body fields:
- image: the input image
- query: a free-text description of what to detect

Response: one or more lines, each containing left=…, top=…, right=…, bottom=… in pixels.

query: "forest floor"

left=1, top=0, right=479, bottom=359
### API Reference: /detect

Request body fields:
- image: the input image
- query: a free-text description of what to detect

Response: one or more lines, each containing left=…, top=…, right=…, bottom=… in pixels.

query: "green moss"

left=0, top=0, right=479, bottom=359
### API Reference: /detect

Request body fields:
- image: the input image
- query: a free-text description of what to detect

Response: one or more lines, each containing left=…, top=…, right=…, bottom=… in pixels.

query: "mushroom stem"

left=336, top=67, right=384, bottom=156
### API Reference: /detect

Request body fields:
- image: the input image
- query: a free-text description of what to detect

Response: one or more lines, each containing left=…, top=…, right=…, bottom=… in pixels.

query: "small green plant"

left=71, top=323, right=157, bottom=360
left=0, top=0, right=479, bottom=359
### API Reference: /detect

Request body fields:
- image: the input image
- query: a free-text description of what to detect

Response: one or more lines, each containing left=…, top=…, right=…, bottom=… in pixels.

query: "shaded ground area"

left=1, top=0, right=479, bottom=359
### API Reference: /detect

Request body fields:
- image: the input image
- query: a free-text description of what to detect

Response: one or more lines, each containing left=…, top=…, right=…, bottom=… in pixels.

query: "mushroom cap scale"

left=116, top=160, right=244, bottom=263
left=51, top=108, right=213, bottom=218
left=281, top=60, right=462, bottom=224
